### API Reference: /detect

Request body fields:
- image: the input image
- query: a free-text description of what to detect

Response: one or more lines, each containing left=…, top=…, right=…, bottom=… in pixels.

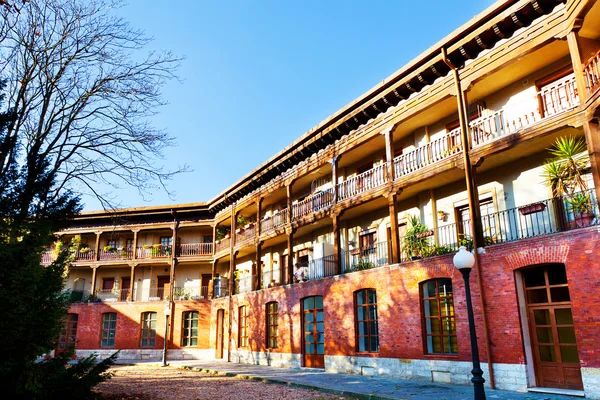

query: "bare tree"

left=0, top=0, right=186, bottom=214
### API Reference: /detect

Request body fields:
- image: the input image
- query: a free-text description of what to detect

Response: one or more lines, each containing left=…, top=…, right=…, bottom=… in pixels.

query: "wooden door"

left=157, top=276, right=170, bottom=300
left=302, top=296, right=324, bottom=368
left=215, top=309, right=224, bottom=359
left=201, top=274, right=211, bottom=299
left=120, top=277, right=131, bottom=301
left=523, top=264, right=582, bottom=389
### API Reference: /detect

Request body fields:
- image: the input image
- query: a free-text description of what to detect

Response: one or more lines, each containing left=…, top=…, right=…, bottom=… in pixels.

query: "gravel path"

left=95, top=364, right=355, bottom=400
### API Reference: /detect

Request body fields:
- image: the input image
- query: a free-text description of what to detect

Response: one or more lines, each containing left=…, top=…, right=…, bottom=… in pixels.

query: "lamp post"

left=453, top=246, right=486, bottom=400
left=161, top=303, right=171, bottom=367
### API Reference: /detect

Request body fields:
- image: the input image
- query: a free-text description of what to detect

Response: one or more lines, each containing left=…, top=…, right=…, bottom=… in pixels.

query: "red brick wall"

left=71, top=227, right=600, bottom=370
left=69, top=300, right=211, bottom=350
left=209, top=227, right=600, bottom=369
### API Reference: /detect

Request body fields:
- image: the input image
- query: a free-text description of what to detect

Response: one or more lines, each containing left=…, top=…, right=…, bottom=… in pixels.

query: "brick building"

left=46, top=0, right=600, bottom=397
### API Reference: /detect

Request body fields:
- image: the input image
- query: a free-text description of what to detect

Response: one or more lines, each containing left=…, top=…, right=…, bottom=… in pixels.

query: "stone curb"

left=177, top=365, right=399, bottom=400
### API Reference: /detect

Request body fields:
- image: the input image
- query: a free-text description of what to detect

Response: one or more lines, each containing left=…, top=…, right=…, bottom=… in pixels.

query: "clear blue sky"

left=83, top=0, right=495, bottom=210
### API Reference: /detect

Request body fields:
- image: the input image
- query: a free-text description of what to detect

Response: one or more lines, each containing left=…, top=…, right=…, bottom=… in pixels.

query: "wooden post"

left=443, top=47, right=495, bottom=389
left=332, top=212, right=341, bottom=275
left=583, top=119, right=600, bottom=203
left=256, top=198, right=263, bottom=238
left=330, top=155, right=341, bottom=204
left=90, top=266, right=98, bottom=299
left=286, top=181, right=293, bottom=223
left=286, top=230, right=294, bottom=285
left=169, top=212, right=178, bottom=302
left=209, top=259, right=218, bottom=299
left=255, top=241, right=263, bottom=290
left=567, top=23, right=588, bottom=102
left=94, top=232, right=102, bottom=261
left=381, top=125, right=395, bottom=182
left=212, top=222, right=217, bottom=256
left=132, top=230, right=139, bottom=260
left=128, top=265, right=136, bottom=302
left=388, top=193, right=401, bottom=264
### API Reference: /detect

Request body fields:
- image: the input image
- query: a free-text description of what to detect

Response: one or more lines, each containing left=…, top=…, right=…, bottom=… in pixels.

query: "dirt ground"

left=95, top=364, right=354, bottom=400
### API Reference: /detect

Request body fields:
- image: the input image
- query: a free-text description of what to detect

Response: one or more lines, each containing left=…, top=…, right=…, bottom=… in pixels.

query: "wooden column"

left=94, top=232, right=102, bottom=261
left=212, top=223, right=217, bottom=255
left=443, top=47, right=495, bottom=389
left=567, top=22, right=588, bottom=102
left=229, top=205, right=237, bottom=296
left=286, top=181, right=293, bottom=223
left=255, top=241, right=263, bottom=290
left=169, top=213, right=178, bottom=302
left=256, top=198, right=263, bottom=237
left=332, top=212, right=341, bottom=275
left=132, top=230, right=139, bottom=260
left=209, top=259, right=218, bottom=299
left=583, top=119, right=600, bottom=202
left=381, top=125, right=395, bottom=182
left=128, top=265, right=136, bottom=302
left=388, top=193, right=401, bottom=264
left=286, top=230, right=294, bottom=285
left=330, top=155, right=341, bottom=204
left=90, top=266, right=98, bottom=299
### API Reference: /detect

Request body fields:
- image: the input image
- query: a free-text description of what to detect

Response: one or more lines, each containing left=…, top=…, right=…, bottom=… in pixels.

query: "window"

left=140, top=312, right=157, bottom=347
left=203, top=235, right=213, bottom=244
left=160, top=236, right=172, bottom=247
left=422, top=279, right=457, bottom=354
left=101, top=312, right=117, bottom=347
left=359, top=230, right=377, bottom=256
left=58, top=313, right=78, bottom=349
left=182, top=311, right=199, bottom=347
left=238, top=305, right=248, bottom=347
left=107, top=239, right=117, bottom=249
left=456, top=198, right=496, bottom=238
left=355, top=289, right=379, bottom=352
left=126, top=238, right=134, bottom=251
left=266, top=302, right=278, bottom=349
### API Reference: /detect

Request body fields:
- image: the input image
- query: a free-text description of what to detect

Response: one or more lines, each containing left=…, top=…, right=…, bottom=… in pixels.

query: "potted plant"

left=402, top=215, right=430, bottom=260
left=103, top=245, right=116, bottom=253
left=543, top=136, right=594, bottom=228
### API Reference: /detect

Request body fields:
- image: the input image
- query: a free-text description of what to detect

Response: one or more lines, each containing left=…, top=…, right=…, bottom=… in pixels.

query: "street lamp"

left=161, top=304, right=171, bottom=367
left=453, top=246, right=486, bottom=400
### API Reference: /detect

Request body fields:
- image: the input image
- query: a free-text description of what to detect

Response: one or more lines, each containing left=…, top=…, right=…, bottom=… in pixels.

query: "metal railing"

left=235, top=275, right=256, bottom=294
left=393, top=129, right=462, bottom=179
left=215, top=237, right=231, bottom=253
left=261, top=209, right=288, bottom=234
left=584, top=48, right=600, bottom=95
left=338, top=163, right=388, bottom=201
left=98, top=249, right=133, bottom=261
left=136, top=245, right=172, bottom=259
left=295, top=255, right=337, bottom=281
left=212, top=277, right=230, bottom=298
left=261, top=268, right=282, bottom=288
left=178, top=243, right=213, bottom=257
left=292, top=188, right=334, bottom=220
left=342, top=241, right=389, bottom=273
left=173, top=286, right=209, bottom=300
left=94, top=288, right=130, bottom=302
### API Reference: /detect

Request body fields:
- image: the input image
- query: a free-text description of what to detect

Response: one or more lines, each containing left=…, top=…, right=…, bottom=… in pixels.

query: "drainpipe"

left=442, top=48, right=495, bottom=389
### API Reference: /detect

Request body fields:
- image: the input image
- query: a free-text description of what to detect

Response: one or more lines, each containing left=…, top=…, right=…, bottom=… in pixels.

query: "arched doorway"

left=521, top=264, right=582, bottom=389
left=302, top=296, right=324, bottom=368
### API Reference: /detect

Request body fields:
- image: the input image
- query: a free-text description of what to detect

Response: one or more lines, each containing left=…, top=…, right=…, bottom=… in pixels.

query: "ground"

left=95, top=364, right=354, bottom=400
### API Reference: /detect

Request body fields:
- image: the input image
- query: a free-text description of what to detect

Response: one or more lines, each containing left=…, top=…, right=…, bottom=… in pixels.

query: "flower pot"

left=568, top=213, right=595, bottom=228
left=519, top=202, right=546, bottom=215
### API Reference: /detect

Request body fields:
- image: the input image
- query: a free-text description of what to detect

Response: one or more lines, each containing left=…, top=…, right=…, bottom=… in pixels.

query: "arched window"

left=266, top=302, right=278, bottom=349
left=140, top=312, right=157, bottom=347
left=182, top=311, right=199, bottom=347
left=421, top=278, right=457, bottom=354
left=101, top=312, right=117, bottom=347
left=59, top=313, right=78, bottom=349
left=355, top=289, right=379, bottom=353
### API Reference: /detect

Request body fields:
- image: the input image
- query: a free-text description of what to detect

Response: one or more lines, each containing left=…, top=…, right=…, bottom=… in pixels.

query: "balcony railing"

left=292, top=188, right=334, bottom=220
left=342, top=241, right=389, bottom=273
left=539, top=75, right=579, bottom=118
left=235, top=274, right=256, bottom=294
left=212, top=277, right=230, bottom=298
left=98, top=249, right=133, bottom=261
left=177, top=243, right=213, bottom=257
left=173, top=286, right=208, bottom=300
left=261, top=268, right=282, bottom=288
left=235, top=226, right=256, bottom=245
left=136, top=245, right=172, bottom=259
left=584, top=48, right=600, bottom=96
left=261, top=209, right=288, bottom=234
left=95, top=288, right=131, bottom=302
left=338, top=163, right=388, bottom=202
left=215, top=237, right=231, bottom=253
left=394, top=129, right=462, bottom=179
left=295, top=255, right=337, bottom=282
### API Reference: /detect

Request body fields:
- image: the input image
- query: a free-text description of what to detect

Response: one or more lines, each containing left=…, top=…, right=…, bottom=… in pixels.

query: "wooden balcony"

left=584, top=48, right=600, bottom=96
left=136, top=245, right=171, bottom=259
left=177, top=243, right=213, bottom=257
left=235, top=225, right=256, bottom=246
left=292, top=188, right=334, bottom=220
left=214, top=237, right=231, bottom=254
left=98, top=249, right=133, bottom=261
left=261, top=209, right=287, bottom=235
left=337, top=163, right=387, bottom=202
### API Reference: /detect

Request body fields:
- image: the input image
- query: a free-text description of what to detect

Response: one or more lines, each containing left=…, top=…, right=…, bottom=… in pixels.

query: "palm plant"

left=543, top=136, right=589, bottom=197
